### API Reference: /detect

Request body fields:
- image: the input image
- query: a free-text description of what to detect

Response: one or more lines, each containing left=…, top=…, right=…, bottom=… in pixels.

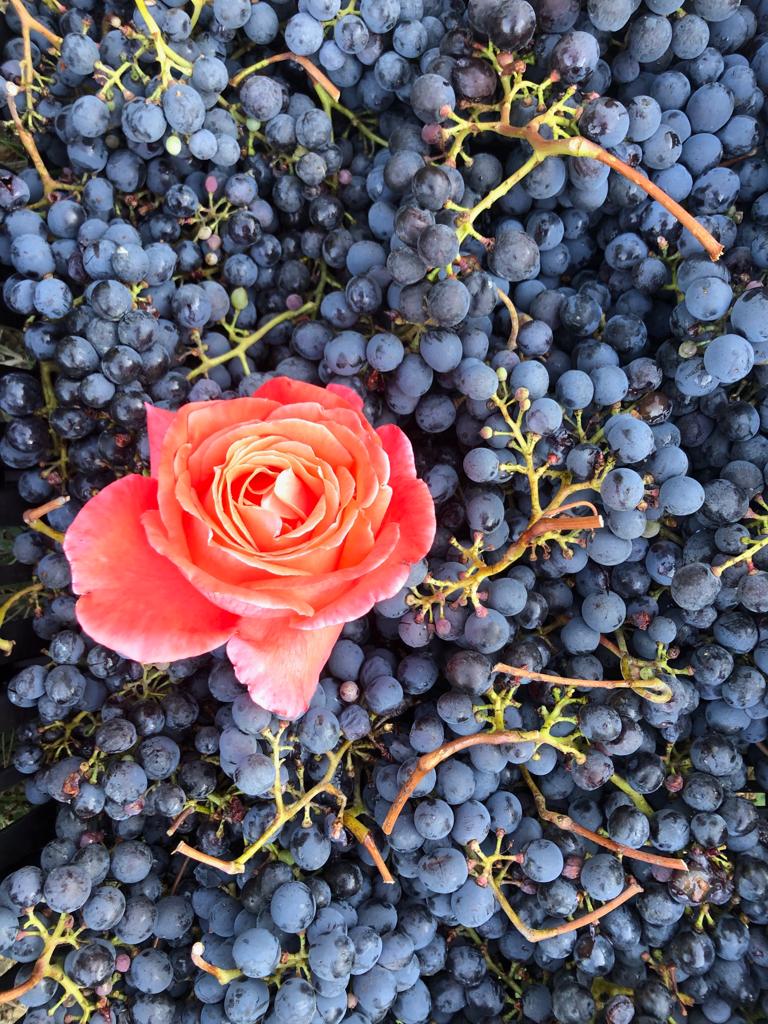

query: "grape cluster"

left=2, top=0, right=768, bottom=1020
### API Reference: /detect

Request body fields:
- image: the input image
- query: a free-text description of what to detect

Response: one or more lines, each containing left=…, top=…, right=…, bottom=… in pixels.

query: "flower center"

left=208, top=435, right=331, bottom=553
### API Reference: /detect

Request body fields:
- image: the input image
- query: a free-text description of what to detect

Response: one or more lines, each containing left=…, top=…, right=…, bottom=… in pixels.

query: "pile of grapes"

left=1, top=0, right=768, bottom=1020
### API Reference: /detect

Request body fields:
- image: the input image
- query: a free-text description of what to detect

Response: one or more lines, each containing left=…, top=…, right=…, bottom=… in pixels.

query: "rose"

left=64, top=378, right=435, bottom=718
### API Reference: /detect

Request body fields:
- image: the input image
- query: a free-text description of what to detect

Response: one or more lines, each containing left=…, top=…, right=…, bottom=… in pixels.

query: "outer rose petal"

left=253, top=377, right=364, bottom=413
left=146, top=404, right=176, bottom=478
left=227, top=617, right=344, bottom=719
left=377, top=423, right=437, bottom=564
left=64, top=474, right=239, bottom=662
left=295, top=424, right=436, bottom=629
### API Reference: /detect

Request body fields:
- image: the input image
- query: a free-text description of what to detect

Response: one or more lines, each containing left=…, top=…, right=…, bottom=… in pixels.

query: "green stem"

left=610, top=773, right=654, bottom=817
left=458, top=153, right=541, bottom=238
left=174, top=741, right=353, bottom=873
left=187, top=302, right=316, bottom=380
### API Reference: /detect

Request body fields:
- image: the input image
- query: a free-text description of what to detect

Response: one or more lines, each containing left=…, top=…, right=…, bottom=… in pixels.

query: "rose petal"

left=294, top=525, right=409, bottom=629
left=142, top=509, right=317, bottom=616
left=264, top=408, right=386, bottom=508
left=167, top=422, right=355, bottom=553
left=159, top=397, right=281, bottom=500
left=294, top=426, right=435, bottom=629
left=338, top=510, right=375, bottom=569
left=142, top=384, right=435, bottom=630
left=377, top=423, right=437, bottom=563
left=227, top=617, right=343, bottom=719
left=64, top=475, right=238, bottom=662
left=327, top=382, right=365, bottom=411
left=281, top=521, right=404, bottom=628
left=145, top=404, right=175, bottom=479
left=254, top=377, right=364, bottom=413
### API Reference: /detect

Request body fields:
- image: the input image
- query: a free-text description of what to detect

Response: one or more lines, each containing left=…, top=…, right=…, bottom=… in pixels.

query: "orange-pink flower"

left=64, top=378, right=435, bottom=718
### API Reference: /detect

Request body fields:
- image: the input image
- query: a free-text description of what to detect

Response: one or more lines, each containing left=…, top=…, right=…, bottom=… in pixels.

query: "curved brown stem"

left=571, top=137, right=724, bottom=262
left=5, top=86, right=74, bottom=198
left=0, top=957, right=45, bottom=1004
left=8, top=0, right=62, bottom=48
left=0, top=912, right=70, bottom=1005
left=191, top=942, right=242, bottom=984
left=230, top=53, right=340, bottom=101
left=496, top=288, right=519, bottom=350
left=166, top=804, right=199, bottom=837
left=382, top=730, right=546, bottom=835
left=173, top=840, right=244, bottom=875
left=23, top=496, right=69, bottom=525
left=494, top=662, right=671, bottom=703
left=524, top=511, right=603, bottom=542
left=490, top=873, right=643, bottom=942
left=550, top=499, right=601, bottom=517
left=343, top=815, right=394, bottom=884
left=522, top=769, right=687, bottom=872
left=498, top=124, right=724, bottom=262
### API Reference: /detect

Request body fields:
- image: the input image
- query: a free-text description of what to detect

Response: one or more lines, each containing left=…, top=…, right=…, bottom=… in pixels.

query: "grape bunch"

left=1, top=0, right=768, bottom=1020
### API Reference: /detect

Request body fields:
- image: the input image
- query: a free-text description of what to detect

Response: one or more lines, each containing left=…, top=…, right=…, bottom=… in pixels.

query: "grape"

left=606, top=416, right=655, bottom=463
left=450, top=879, right=497, bottom=927
left=271, top=883, right=316, bottom=933
left=43, top=865, right=91, bottom=913
left=579, top=98, right=630, bottom=148
left=522, top=839, right=564, bottom=882
left=129, top=949, right=173, bottom=995
left=600, top=469, right=644, bottom=511
left=410, top=74, right=455, bottom=122
left=581, top=591, right=627, bottom=633
left=580, top=855, right=626, bottom=901
left=703, top=334, right=755, bottom=383
left=551, top=30, right=600, bottom=83
left=489, top=227, right=540, bottom=280
left=419, top=848, right=469, bottom=893
left=225, top=980, right=270, bottom=1024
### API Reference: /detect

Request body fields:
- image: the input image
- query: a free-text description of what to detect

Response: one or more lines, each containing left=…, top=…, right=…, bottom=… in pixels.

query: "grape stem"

left=553, top=133, right=723, bottom=261
left=493, top=661, right=672, bottom=703
left=495, top=288, right=520, bottom=349
left=134, top=0, right=194, bottom=77
left=230, top=53, right=341, bottom=102
left=610, top=773, right=655, bottom=817
left=0, top=582, right=44, bottom=655
left=342, top=813, right=395, bottom=884
left=174, top=740, right=354, bottom=874
left=23, top=495, right=69, bottom=544
left=0, top=913, right=73, bottom=1005
left=4, top=85, right=75, bottom=198
left=382, top=727, right=586, bottom=837
left=440, top=95, right=724, bottom=261
left=191, top=942, right=243, bottom=984
left=8, top=0, right=62, bottom=47
left=486, top=866, right=643, bottom=942
left=711, top=525, right=768, bottom=575
left=522, top=768, right=687, bottom=871
left=187, top=301, right=317, bottom=380
left=165, top=803, right=201, bottom=836
left=314, top=84, right=387, bottom=147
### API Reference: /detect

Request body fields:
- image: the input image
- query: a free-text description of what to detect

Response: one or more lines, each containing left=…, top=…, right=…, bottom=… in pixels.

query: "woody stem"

left=488, top=872, right=643, bottom=942
left=493, top=123, right=724, bottom=262
left=230, top=53, right=340, bottom=101
left=493, top=662, right=671, bottom=703
left=522, top=769, right=687, bottom=871
left=343, top=814, right=394, bottom=884
left=382, top=729, right=583, bottom=835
